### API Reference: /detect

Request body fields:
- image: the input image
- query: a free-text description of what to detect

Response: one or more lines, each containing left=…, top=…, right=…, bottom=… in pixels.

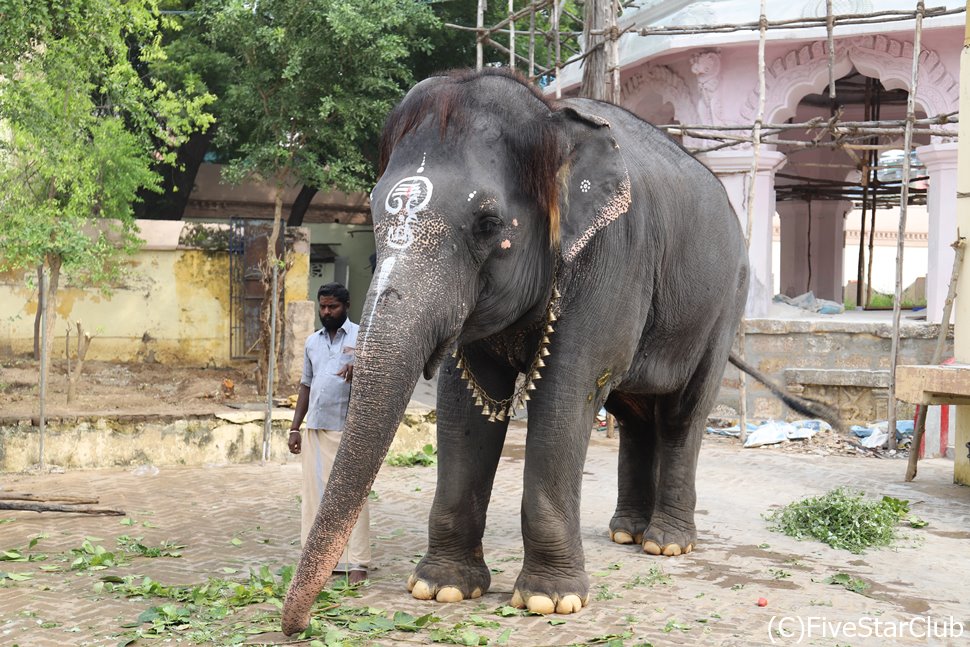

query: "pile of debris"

left=704, top=405, right=912, bottom=459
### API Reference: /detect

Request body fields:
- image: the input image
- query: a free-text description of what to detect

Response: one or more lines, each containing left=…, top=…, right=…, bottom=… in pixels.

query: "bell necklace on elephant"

left=454, top=282, right=561, bottom=422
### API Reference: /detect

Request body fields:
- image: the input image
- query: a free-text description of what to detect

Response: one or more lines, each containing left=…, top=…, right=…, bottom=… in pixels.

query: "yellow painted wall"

left=0, top=249, right=233, bottom=364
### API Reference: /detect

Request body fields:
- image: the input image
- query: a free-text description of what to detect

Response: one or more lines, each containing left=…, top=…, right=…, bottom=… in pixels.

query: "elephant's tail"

left=728, top=352, right=844, bottom=433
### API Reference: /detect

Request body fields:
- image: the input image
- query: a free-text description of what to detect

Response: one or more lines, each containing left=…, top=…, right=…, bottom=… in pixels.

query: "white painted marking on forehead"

left=467, top=191, right=477, bottom=202
left=417, top=153, right=426, bottom=173
left=385, top=175, right=433, bottom=250
left=364, top=256, right=398, bottom=340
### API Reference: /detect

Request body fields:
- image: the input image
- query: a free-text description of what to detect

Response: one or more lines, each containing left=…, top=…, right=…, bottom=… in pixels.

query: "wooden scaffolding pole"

left=887, top=0, right=926, bottom=452
left=738, top=0, right=769, bottom=443
left=609, top=0, right=620, bottom=104
left=509, top=0, right=515, bottom=70
left=476, top=0, right=486, bottom=70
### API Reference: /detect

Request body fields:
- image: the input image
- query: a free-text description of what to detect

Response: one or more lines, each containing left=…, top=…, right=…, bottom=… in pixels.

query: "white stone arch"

left=741, top=35, right=958, bottom=139
left=621, top=65, right=699, bottom=125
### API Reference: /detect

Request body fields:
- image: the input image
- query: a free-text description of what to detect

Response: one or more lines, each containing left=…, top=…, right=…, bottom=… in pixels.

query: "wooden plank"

left=896, top=364, right=970, bottom=405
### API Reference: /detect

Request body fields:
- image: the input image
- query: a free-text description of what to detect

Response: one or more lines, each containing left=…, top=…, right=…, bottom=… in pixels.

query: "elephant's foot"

left=608, top=513, right=649, bottom=546
left=641, top=513, right=696, bottom=557
left=407, top=553, right=490, bottom=603
left=510, top=571, right=589, bottom=615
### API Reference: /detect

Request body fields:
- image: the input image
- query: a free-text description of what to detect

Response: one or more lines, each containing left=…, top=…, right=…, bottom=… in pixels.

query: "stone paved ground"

left=1, top=424, right=969, bottom=647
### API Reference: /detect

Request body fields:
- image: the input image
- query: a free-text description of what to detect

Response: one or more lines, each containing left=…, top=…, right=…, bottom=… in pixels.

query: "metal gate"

left=229, top=219, right=285, bottom=359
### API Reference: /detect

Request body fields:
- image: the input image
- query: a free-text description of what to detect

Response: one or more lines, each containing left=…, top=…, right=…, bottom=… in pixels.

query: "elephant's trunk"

left=281, top=287, right=452, bottom=635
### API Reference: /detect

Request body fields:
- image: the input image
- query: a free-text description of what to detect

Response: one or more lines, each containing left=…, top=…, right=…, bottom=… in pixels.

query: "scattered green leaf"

left=826, top=572, right=870, bottom=595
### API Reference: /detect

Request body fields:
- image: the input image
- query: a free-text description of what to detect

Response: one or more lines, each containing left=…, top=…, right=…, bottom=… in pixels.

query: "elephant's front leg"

left=512, top=394, right=597, bottom=615
left=409, top=350, right=515, bottom=603
left=640, top=360, right=722, bottom=557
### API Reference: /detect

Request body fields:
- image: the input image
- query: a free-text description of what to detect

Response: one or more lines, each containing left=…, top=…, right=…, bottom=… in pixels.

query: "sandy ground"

left=1, top=422, right=968, bottom=646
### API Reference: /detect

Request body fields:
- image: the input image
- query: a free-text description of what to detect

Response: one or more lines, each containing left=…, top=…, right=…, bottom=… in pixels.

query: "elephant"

left=281, top=67, right=834, bottom=634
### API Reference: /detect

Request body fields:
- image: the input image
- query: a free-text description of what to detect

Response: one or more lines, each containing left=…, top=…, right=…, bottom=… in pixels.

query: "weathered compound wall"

left=0, top=409, right=436, bottom=472
left=0, top=223, right=311, bottom=367
left=718, top=317, right=951, bottom=423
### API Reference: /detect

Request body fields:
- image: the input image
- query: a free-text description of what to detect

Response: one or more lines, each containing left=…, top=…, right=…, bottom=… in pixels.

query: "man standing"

left=288, top=282, right=370, bottom=584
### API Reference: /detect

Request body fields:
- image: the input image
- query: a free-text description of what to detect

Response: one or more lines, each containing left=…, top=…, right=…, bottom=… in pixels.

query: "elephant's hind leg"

left=409, top=349, right=515, bottom=604
left=605, top=393, right=658, bottom=546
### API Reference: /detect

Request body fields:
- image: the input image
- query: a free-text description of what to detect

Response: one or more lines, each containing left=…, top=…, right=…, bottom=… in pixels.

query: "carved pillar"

left=777, top=200, right=849, bottom=302
left=916, top=142, right=958, bottom=324
left=697, top=149, right=787, bottom=317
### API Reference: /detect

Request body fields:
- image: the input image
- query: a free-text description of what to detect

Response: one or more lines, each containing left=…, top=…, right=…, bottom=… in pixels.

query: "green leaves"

left=70, top=537, right=124, bottom=571
left=765, top=488, right=918, bottom=553
left=197, top=0, right=437, bottom=193
left=0, top=0, right=214, bottom=372
left=387, top=443, right=438, bottom=467
left=115, top=535, right=185, bottom=559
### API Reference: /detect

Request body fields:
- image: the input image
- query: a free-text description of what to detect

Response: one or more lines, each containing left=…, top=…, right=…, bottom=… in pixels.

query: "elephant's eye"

left=474, top=213, right=503, bottom=238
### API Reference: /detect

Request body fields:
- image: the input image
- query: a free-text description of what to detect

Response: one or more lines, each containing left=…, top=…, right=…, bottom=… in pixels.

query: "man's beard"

left=321, top=312, right=347, bottom=331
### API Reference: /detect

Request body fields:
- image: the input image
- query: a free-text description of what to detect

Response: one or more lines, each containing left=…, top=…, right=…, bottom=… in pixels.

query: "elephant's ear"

left=554, top=106, right=632, bottom=263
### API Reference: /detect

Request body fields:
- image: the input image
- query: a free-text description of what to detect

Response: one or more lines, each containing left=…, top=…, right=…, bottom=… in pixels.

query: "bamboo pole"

left=887, top=0, right=926, bottom=452
left=658, top=114, right=957, bottom=132
left=477, top=0, right=486, bottom=70
left=737, top=0, right=768, bottom=444
left=610, top=0, right=620, bottom=104
left=529, top=4, right=536, bottom=80
left=631, top=6, right=957, bottom=36
left=826, top=0, right=836, bottom=98
left=553, top=0, right=562, bottom=98
left=509, top=0, right=515, bottom=69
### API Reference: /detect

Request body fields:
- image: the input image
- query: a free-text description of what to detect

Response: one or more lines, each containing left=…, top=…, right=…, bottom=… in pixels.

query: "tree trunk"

left=33, top=265, right=43, bottom=360
left=287, top=185, right=318, bottom=227
left=255, top=185, right=287, bottom=395
left=66, top=320, right=93, bottom=405
left=40, top=255, right=62, bottom=398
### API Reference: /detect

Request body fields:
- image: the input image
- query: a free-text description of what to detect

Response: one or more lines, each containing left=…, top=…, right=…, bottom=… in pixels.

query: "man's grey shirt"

left=301, top=319, right=358, bottom=431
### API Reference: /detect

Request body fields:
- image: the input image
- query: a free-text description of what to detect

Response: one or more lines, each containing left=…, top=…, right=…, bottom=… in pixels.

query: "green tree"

left=197, top=0, right=437, bottom=391
left=0, top=0, right=214, bottom=385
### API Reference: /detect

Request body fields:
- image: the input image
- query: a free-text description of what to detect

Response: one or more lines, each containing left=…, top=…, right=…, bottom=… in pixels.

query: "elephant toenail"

left=611, top=530, right=634, bottom=544
left=435, top=586, right=463, bottom=603
left=642, top=540, right=662, bottom=555
left=411, top=580, right=434, bottom=600
left=511, top=589, right=525, bottom=608
left=662, top=543, right=682, bottom=556
left=556, top=594, right=583, bottom=614
left=527, top=595, right=556, bottom=615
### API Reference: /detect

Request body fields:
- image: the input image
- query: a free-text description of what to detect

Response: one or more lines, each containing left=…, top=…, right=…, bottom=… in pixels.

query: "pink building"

left=556, top=1, right=962, bottom=322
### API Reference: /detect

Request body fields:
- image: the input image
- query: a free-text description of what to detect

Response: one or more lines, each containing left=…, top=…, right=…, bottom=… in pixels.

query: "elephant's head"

left=281, top=68, right=631, bottom=635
